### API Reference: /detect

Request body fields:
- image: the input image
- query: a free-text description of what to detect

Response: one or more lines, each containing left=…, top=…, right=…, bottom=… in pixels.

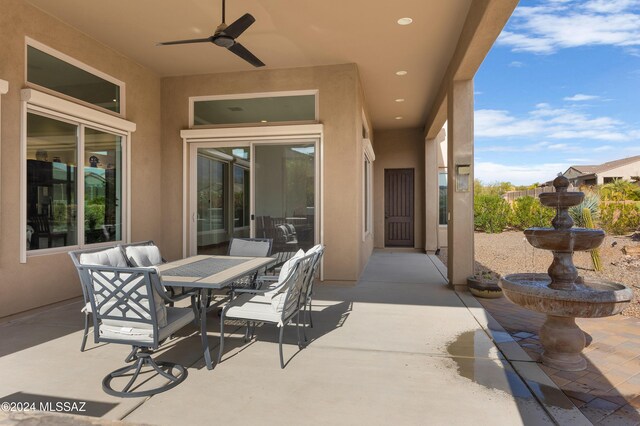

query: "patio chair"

left=28, top=214, right=67, bottom=249
left=226, top=238, right=273, bottom=289
left=218, top=251, right=315, bottom=368
left=257, top=245, right=324, bottom=331
left=69, top=246, right=130, bottom=352
left=69, top=247, right=194, bottom=397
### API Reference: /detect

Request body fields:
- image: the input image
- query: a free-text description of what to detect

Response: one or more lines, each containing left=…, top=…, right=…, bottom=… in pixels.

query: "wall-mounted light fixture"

left=456, top=164, right=471, bottom=192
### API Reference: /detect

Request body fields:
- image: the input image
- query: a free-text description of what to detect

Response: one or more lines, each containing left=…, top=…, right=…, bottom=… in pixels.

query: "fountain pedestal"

left=498, top=176, right=632, bottom=371
left=540, top=315, right=586, bottom=371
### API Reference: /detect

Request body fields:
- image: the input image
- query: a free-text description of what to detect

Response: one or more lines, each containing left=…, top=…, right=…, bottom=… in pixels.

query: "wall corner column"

left=447, top=79, right=474, bottom=290
left=425, top=137, right=439, bottom=252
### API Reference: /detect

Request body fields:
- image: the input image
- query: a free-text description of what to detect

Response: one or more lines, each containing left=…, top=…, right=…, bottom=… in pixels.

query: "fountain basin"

left=500, top=273, right=632, bottom=318
left=524, top=228, right=605, bottom=252
left=539, top=191, right=584, bottom=208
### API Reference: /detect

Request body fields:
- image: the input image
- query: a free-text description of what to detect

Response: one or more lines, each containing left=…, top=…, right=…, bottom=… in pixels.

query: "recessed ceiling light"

left=397, top=17, right=413, bottom=25
left=395, top=70, right=407, bottom=76
left=112, top=99, right=117, bottom=102
left=395, top=116, right=403, bottom=120
left=395, top=98, right=405, bottom=103
left=260, top=120, right=268, bottom=123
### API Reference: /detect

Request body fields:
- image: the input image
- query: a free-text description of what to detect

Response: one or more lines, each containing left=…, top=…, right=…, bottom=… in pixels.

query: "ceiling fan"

left=158, top=0, right=265, bottom=68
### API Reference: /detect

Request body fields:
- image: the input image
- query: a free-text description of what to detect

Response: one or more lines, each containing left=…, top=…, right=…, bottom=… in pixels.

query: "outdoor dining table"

left=157, top=255, right=275, bottom=370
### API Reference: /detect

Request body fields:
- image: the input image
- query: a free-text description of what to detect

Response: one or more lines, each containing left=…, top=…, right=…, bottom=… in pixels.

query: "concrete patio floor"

left=0, top=250, right=590, bottom=425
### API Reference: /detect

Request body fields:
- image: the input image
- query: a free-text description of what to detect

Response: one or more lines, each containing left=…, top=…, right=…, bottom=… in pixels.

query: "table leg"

left=198, top=289, right=214, bottom=370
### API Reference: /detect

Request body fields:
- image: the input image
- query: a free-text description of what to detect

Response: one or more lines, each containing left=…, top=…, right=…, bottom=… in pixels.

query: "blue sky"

left=474, top=0, right=640, bottom=185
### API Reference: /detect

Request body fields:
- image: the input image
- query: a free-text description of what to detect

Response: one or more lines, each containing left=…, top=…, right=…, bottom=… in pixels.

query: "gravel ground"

left=438, top=231, right=640, bottom=317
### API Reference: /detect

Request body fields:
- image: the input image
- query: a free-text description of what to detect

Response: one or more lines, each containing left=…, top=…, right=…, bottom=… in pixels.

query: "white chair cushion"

left=125, top=245, right=163, bottom=267
left=100, top=307, right=194, bottom=343
left=79, top=247, right=128, bottom=267
left=265, top=249, right=304, bottom=312
left=225, top=293, right=282, bottom=325
left=306, top=244, right=323, bottom=255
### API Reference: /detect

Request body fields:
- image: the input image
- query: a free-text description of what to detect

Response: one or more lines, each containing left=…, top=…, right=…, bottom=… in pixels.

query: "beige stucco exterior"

left=0, top=0, right=163, bottom=318
left=160, top=63, right=372, bottom=283
left=0, top=0, right=518, bottom=318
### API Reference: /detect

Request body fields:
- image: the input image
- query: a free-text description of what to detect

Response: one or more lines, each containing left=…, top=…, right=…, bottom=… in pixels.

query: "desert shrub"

left=474, top=194, right=511, bottom=233
left=511, top=196, right=555, bottom=229
left=600, top=180, right=640, bottom=201
left=569, top=193, right=600, bottom=228
left=599, top=201, right=640, bottom=235
left=85, top=203, right=105, bottom=230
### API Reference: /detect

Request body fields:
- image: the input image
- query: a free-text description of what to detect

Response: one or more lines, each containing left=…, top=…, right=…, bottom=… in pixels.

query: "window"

left=27, top=40, right=123, bottom=114
left=363, top=137, right=374, bottom=237
left=233, top=165, right=250, bottom=229
left=26, top=112, right=124, bottom=251
left=191, top=91, right=317, bottom=127
left=364, top=156, right=372, bottom=233
left=439, top=171, right=448, bottom=225
left=197, top=155, right=228, bottom=235
left=603, top=177, right=622, bottom=184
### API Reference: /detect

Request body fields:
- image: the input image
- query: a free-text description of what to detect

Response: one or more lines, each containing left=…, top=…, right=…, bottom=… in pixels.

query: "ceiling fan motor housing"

left=214, top=34, right=235, bottom=48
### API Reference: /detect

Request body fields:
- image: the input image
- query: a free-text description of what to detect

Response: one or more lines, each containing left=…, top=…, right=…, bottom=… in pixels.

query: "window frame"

left=25, top=37, right=126, bottom=117
left=189, top=90, right=319, bottom=129
left=20, top=88, right=135, bottom=263
left=363, top=138, right=375, bottom=239
left=438, top=168, right=448, bottom=226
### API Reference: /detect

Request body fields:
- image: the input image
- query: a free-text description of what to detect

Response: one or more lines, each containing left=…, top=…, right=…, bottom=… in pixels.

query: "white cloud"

left=563, top=93, right=600, bottom=101
left=509, top=61, right=525, bottom=67
left=497, top=1, right=640, bottom=54
left=475, top=103, right=638, bottom=142
left=475, top=161, right=569, bottom=185
left=594, top=145, right=614, bottom=151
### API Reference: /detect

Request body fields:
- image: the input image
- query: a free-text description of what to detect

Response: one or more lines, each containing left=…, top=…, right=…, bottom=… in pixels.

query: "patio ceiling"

left=26, top=0, right=473, bottom=131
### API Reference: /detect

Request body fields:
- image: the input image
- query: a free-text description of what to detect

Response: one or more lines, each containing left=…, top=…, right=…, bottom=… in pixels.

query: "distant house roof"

left=569, top=155, right=640, bottom=175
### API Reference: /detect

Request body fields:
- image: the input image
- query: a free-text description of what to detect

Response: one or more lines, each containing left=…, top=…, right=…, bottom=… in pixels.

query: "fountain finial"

left=553, top=175, right=570, bottom=193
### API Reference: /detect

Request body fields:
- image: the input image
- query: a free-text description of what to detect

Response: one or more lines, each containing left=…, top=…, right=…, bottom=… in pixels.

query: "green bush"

left=569, top=193, right=600, bottom=228
left=599, top=201, right=640, bottom=235
left=511, top=196, right=555, bottom=229
left=474, top=194, right=511, bottom=233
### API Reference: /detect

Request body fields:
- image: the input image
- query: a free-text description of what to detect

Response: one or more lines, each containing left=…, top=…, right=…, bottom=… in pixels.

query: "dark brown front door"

left=384, top=168, right=414, bottom=247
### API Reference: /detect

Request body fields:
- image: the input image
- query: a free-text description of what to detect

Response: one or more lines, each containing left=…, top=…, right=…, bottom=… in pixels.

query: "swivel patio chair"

left=218, top=252, right=315, bottom=368
left=70, top=246, right=130, bottom=352
left=69, top=247, right=194, bottom=397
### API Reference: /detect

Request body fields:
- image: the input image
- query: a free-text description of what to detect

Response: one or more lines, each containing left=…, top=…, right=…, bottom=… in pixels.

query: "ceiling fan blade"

left=223, top=13, right=256, bottom=39
left=228, top=42, right=265, bottom=67
left=157, top=37, right=212, bottom=46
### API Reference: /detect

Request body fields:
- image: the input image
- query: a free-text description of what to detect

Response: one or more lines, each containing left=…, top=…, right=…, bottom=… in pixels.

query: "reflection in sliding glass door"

left=254, top=143, right=316, bottom=258
left=196, top=147, right=250, bottom=255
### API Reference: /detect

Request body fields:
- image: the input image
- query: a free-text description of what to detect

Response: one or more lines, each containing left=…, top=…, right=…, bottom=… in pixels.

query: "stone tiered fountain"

left=499, top=176, right=633, bottom=371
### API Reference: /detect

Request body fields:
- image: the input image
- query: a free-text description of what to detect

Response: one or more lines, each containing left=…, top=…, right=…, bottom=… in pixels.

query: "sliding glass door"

left=196, top=147, right=250, bottom=255
left=191, top=140, right=318, bottom=257
left=254, top=143, right=316, bottom=256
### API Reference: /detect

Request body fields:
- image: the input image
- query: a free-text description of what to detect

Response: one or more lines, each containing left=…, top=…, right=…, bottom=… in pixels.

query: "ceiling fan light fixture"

left=397, top=17, right=413, bottom=25
left=213, top=35, right=235, bottom=48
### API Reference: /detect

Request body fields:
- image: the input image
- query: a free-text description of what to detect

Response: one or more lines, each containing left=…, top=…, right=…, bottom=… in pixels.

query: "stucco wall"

left=0, top=0, right=162, bottom=318
left=160, top=64, right=367, bottom=282
left=372, top=128, right=426, bottom=249
left=597, top=162, right=640, bottom=184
